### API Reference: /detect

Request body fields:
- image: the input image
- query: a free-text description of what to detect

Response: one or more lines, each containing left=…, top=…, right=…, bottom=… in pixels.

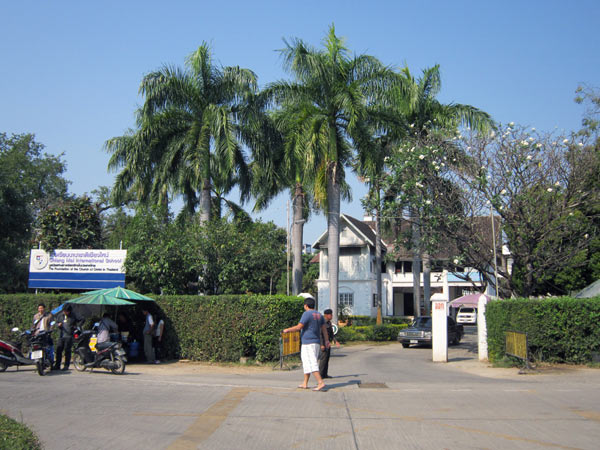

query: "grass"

left=0, top=414, right=42, bottom=450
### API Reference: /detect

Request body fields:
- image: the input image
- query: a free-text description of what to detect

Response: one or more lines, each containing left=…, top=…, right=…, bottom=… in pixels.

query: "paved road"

left=2, top=328, right=600, bottom=449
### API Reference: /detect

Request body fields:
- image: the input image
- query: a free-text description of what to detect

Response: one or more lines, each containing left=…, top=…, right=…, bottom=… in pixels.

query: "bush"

left=0, top=294, right=304, bottom=363
left=486, top=296, right=600, bottom=364
left=346, top=316, right=412, bottom=326
left=0, top=414, right=42, bottom=450
left=336, top=323, right=408, bottom=343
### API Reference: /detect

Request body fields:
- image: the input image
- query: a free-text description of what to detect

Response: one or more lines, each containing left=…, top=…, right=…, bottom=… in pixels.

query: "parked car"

left=397, top=316, right=464, bottom=348
left=456, top=307, right=477, bottom=324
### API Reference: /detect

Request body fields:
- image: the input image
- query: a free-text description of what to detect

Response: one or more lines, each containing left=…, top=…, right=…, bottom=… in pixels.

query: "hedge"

left=345, top=315, right=412, bottom=326
left=486, top=296, right=600, bottom=364
left=336, top=324, right=408, bottom=343
left=0, top=294, right=304, bottom=363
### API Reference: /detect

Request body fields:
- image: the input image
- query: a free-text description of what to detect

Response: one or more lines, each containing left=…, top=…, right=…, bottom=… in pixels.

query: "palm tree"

left=392, top=65, right=493, bottom=315
left=251, top=104, right=315, bottom=296
left=106, top=43, right=257, bottom=223
left=265, top=25, right=392, bottom=322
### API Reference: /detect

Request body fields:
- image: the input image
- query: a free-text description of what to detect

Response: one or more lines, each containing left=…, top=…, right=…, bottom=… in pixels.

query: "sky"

left=2, top=0, right=599, bottom=246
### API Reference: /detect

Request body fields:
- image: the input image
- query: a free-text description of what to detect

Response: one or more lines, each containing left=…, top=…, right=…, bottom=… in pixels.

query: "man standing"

left=33, top=303, right=52, bottom=336
left=142, top=308, right=155, bottom=364
left=319, top=308, right=340, bottom=379
left=53, top=305, right=76, bottom=371
left=283, top=298, right=330, bottom=391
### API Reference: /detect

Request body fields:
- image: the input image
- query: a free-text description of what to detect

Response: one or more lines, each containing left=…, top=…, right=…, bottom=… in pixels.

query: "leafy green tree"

left=0, top=133, right=69, bottom=292
left=266, top=25, right=392, bottom=322
left=122, top=206, right=197, bottom=294
left=36, top=196, right=103, bottom=251
left=106, top=43, right=257, bottom=223
left=194, top=219, right=286, bottom=295
left=456, top=122, right=599, bottom=297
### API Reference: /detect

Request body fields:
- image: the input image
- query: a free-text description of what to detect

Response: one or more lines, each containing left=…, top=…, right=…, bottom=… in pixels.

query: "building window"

left=339, top=293, right=354, bottom=307
left=381, top=261, right=386, bottom=273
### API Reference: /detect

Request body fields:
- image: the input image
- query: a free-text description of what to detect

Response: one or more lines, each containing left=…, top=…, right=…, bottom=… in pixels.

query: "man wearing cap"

left=319, top=308, right=339, bottom=379
left=283, top=297, right=330, bottom=391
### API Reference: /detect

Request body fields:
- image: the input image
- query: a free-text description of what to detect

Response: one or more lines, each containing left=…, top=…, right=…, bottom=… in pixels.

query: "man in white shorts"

left=283, top=297, right=330, bottom=391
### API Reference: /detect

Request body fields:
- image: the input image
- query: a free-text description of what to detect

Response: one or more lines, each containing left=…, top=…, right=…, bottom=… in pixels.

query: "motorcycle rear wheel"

left=111, top=356, right=126, bottom=375
left=36, top=358, right=50, bottom=376
left=0, top=361, right=7, bottom=372
left=73, top=353, right=86, bottom=372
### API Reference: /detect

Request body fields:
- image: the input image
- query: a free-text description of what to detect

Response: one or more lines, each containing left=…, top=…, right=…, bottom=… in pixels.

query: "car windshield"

left=413, top=317, right=432, bottom=328
left=459, top=308, right=475, bottom=313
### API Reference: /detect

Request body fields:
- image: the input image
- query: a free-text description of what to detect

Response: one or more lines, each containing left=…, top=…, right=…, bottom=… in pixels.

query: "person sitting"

left=96, top=313, right=118, bottom=352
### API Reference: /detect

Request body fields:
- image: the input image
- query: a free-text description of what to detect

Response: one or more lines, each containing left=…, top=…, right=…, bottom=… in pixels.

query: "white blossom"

left=526, top=155, right=533, bottom=160
left=500, top=189, right=507, bottom=195
left=508, top=122, right=515, bottom=127
left=419, top=154, right=425, bottom=160
left=554, top=181, right=560, bottom=187
left=578, top=142, right=584, bottom=147
left=425, top=200, right=432, bottom=205
left=547, top=188, right=553, bottom=192
left=563, top=139, right=569, bottom=144
left=536, top=143, right=542, bottom=148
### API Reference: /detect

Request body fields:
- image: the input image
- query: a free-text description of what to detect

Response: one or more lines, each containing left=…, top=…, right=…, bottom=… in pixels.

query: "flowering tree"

left=455, top=123, right=599, bottom=297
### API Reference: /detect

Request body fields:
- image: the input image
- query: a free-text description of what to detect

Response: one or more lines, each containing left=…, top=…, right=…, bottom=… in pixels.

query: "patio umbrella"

left=449, top=293, right=490, bottom=309
left=81, top=286, right=154, bottom=301
left=68, top=293, right=136, bottom=306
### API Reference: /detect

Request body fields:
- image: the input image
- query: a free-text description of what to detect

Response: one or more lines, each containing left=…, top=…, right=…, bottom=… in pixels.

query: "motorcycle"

left=0, top=327, right=54, bottom=376
left=72, top=325, right=127, bottom=375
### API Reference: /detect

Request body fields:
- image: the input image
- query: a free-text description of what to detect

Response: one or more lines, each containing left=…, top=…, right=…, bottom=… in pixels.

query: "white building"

left=312, top=214, right=491, bottom=317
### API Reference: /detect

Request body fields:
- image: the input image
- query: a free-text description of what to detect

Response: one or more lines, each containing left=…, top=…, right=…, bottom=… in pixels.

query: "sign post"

left=431, top=292, right=448, bottom=362
left=28, top=249, right=127, bottom=290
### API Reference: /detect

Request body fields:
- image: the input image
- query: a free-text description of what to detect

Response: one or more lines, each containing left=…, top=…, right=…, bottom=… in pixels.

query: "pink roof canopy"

left=449, top=293, right=490, bottom=308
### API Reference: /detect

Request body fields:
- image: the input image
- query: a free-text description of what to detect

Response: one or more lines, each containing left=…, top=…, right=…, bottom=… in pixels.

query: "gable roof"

left=312, top=214, right=386, bottom=253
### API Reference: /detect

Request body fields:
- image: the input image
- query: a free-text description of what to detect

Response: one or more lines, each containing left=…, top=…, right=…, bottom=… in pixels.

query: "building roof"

left=312, top=214, right=386, bottom=253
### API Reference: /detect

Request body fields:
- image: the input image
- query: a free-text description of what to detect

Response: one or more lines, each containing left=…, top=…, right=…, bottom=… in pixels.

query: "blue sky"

left=2, top=1, right=598, bottom=245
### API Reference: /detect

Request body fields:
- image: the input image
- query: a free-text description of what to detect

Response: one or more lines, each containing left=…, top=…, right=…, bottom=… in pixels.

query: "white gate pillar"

left=431, top=292, right=448, bottom=362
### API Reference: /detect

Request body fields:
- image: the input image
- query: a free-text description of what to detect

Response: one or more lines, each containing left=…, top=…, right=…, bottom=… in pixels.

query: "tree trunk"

left=423, top=252, right=431, bottom=315
left=375, top=195, right=383, bottom=325
left=327, top=175, right=341, bottom=324
left=291, top=183, right=304, bottom=295
left=412, top=207, right=422, bottom=317
left=199, top=178, right=211, bottom=224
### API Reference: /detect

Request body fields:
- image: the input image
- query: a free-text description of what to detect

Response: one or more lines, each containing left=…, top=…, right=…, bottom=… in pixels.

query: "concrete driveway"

left=1, top=328, right=600, bottom=450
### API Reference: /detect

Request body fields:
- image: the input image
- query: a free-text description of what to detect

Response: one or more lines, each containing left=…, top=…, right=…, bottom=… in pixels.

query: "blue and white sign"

left=28, top=249, right=127, bottom=290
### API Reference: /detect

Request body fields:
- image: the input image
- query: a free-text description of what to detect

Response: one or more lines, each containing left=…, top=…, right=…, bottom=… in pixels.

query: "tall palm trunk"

left=199, top=178, right=211, bottom=224
left=327, top=174, right=341, bottom=324
left=411, top=206, right=422, bottom=317
left=291, top=183, right=304, bottom=295
left=423, top=252, right=431, bottom=315
left=374, top=187, right=383, bottom=324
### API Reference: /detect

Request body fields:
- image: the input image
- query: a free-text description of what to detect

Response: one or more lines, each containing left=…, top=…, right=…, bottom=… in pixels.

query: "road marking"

left=166, top=387, right=250, bottom=449
left=570, top=409, right=600, bottom=422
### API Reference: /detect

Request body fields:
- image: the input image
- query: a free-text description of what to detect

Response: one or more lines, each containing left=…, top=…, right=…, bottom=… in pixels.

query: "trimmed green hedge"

left=336, top=324, right=408, bottom=343
left=346, top=315, right=412, bottom=326
left=486, top=296, right=600, bottom=364
left=154, top=295, right=303, bottom=362
left=0, top=294, right=304, bottom=363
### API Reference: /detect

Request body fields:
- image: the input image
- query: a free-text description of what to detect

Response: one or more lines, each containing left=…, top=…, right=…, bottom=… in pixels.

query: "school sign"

left=28, top=249, right=127, bottom=290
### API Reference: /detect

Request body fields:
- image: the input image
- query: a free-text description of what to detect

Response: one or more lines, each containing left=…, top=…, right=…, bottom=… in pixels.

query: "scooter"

left=0, top=327, right=54, bottom=376
left=72, top=325, right=127, bottom=375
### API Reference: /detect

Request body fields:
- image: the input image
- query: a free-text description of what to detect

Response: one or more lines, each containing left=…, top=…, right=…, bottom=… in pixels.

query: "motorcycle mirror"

left=50, top=321, right=56, bottom=326
left=93, top=322, right=100, bottom=327
left=11, top=327, right=19, bottom=332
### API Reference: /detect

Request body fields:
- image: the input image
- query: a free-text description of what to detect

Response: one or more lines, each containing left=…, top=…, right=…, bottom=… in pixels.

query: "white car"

left=456, top=307, right=477, bottom=324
